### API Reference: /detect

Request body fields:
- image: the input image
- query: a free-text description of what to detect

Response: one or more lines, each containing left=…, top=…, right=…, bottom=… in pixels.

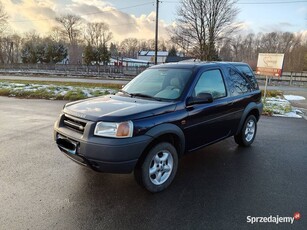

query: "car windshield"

left=120, top=68, right=193, bottom=100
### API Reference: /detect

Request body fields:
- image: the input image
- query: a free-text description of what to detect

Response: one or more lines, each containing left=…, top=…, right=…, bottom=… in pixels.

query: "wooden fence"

left=256, top=72, right=307, bottom=86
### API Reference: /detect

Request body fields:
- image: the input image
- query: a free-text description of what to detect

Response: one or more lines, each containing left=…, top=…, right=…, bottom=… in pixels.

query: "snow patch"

left=273, top=112, right=302, bottom=118
left=264, top=96, right=305, bottom=119
left=265, top=97, right=291, bottom=115
left=284, top=95, right=306, bottom=101
left=0, top=81, right=116, bottom=98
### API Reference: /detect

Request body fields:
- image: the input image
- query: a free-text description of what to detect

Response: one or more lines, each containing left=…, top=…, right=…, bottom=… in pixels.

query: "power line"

left=237, top=0, right=307, bottom=4
left=81, top=2, right=154, bottom=16
left=163, top=0, right=307, bottom=4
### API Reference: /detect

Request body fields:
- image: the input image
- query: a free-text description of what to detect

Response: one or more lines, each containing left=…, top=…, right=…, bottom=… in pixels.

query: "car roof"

left=150, top=61, right=250, bottom=70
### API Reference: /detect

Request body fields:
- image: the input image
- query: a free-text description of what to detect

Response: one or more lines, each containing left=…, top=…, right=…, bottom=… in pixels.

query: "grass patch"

left=92, top=90, right=107, bottom=97
left=9, top=88, right=54, bottom=99
left=0, top=88, right=10, bottom=96
left=63, top=89, right=87, bottom=101
left=262, top=107, right=273, bottom=116
left=261, top=90, right=293, bottom=116
left=261, top=89, right=283, bottom=98
left=0, top=80, right=117, bottom=101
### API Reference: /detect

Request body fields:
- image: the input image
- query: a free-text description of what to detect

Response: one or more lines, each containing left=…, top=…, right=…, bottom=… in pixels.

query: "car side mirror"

left=186, top=93, right=213, bottom=106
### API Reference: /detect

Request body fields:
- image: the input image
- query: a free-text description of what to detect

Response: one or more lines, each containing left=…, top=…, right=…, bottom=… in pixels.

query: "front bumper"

left=54, top=114, right=152, bottom=173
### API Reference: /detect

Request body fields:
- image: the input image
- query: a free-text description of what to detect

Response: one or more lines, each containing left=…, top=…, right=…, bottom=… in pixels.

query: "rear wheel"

left=234, top=115, right=257, bottom=147
left=134, top=142, right=178, bottom=193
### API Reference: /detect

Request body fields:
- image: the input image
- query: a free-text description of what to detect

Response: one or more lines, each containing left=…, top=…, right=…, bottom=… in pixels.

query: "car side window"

left=194, top=69, right=226, bottom=99
left=235, top=65, right=258, bottom=90
left=228, top=68, right=250, bottom=96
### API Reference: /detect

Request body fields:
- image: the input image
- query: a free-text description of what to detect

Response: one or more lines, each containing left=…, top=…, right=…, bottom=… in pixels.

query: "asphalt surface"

left=0, top=97, right=306, bottom=230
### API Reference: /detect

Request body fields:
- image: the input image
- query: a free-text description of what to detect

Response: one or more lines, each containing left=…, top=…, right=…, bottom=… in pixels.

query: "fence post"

left=290, top=71, right=293, bottom=86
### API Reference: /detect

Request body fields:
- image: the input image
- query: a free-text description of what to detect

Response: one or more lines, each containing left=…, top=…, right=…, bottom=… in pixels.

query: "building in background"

left=137, top=51, right=169, bottom=64
left=110, top=57, right=150, bottom=67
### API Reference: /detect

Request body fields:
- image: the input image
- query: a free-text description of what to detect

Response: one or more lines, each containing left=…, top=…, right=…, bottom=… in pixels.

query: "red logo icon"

left=294, top=212, right=301, bottom=221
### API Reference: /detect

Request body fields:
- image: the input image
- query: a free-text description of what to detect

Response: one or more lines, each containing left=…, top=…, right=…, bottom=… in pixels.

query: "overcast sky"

left=3, top=0, right=307, bottom=41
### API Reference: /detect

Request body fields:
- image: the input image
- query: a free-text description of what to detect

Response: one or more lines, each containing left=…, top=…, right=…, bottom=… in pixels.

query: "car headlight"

left=94, top=121, right=133, bottom=138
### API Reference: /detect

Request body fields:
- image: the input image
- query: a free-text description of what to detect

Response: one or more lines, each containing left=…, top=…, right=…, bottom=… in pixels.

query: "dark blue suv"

left=54, top=62, right=263, bottom=192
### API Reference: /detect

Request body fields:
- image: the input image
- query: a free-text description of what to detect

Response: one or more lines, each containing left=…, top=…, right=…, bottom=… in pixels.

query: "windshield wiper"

left=119, top=89, right=132, bottom=97
left=130, top=93, right=161, bottom=101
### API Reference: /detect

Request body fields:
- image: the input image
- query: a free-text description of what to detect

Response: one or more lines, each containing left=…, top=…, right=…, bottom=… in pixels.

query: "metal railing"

left=0, top=63, right=146, bottom=78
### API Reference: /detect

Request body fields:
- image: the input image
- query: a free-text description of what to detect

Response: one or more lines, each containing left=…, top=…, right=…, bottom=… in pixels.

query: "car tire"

left=134, top=142, right=178, bottom=193
left=234, top=115, right=257, bottom=147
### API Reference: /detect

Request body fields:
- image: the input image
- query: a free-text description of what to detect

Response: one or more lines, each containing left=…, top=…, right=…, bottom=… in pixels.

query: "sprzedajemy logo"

left=247, top=212, right=301, bottom=225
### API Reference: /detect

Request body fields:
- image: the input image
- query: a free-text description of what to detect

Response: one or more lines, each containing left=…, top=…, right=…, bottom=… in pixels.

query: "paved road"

left=0, top=97, right=306, bottom=230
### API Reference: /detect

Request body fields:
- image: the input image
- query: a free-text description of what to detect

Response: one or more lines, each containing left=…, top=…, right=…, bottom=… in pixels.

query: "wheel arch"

left=136, top=123, right=185, bottom=168
left=236, top=103, right=261, bottom=135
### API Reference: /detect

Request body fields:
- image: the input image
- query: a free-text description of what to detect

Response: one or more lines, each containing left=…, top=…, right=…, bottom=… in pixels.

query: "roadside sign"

left=256, top=53, right=284, bottom=103
left=256, top=53, right=284, bottom=77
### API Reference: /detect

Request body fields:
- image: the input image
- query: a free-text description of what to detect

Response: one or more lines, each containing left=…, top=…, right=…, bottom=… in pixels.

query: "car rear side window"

left=235, top=65, right=258, bottom=89
left=194, top=69, right=226, bottom=99
left=228, top=68, right=250, bottom=96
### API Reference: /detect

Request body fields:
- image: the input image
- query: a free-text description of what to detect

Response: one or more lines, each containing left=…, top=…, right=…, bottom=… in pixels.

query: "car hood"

left=63, top=95, right=177, bottom=121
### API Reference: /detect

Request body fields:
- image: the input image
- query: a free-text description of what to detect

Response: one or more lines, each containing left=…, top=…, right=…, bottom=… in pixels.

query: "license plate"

left=56, top=134, right=78, bottom=155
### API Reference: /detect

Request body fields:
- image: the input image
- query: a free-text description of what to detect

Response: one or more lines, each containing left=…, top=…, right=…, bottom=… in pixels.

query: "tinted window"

left=228, top=68, right=250, bottom=96
left=194, top=69, right=226, bottom=99
left=235, top=65, right=258, bottom=89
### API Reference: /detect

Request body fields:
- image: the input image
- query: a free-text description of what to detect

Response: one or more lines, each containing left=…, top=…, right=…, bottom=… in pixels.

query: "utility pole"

left=154, top=0, right=160, bottom=65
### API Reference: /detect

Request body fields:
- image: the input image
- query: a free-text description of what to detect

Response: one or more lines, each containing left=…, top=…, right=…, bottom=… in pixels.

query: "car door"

left=184, top=68, right=234, bottom=151
left=225, top=67, right=254, bottom=132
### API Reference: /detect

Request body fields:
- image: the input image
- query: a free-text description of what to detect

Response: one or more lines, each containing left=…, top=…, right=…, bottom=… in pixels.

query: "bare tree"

left=83, top=23, right=113, bottom=65
left=55, top=14, right=82, bottom=44
left=4, top=34, right=23, bottom=63
left=0, top=1, right=8, bottom=34
left=55, top=14, right=83, bottom=64
left=223, top=31, right=306, bottom=71
left=170, top=30, right=193, bottom=56
left=49, top=26, right=66, bottom=43
left=0, top=1, right=8, bottom=63
left=23, top=30, right=41, bottom=43
left=219, top=38, right=233, bottom=61
left=120, top=38, right=138, bottom=58
left=84, top=22, right=113, bottom=48
left=172, top=0, right=239, bottom=60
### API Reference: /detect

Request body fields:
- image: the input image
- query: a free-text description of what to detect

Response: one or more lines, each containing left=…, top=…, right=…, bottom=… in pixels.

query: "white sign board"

left=256, top=53, right=284, bottom=77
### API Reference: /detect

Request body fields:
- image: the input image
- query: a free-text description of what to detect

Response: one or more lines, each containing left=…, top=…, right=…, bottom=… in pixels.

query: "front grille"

left=63, top=114, right=87, bottom=133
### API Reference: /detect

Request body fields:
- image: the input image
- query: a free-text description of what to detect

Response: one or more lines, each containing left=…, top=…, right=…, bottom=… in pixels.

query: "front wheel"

left=134, top=142, right=178, bottom=193
left=234, top=115, right=257, bottom=147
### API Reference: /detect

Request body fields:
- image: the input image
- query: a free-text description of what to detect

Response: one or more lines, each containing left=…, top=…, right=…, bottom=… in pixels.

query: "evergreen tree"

left=101, top=44, right=111, bottom=65
left=21, top=42, right=38, bottom=64
left=21, top=40, right=67, bottom=64
left=45, top=42, right=67, bottom=63
left=97, top=44, right=111, bottom=65
left=168, top=46, right=177, bottom=57
left=83, top=43, right=94, bottom=65
left=109, top=42, right=118, bottom=57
